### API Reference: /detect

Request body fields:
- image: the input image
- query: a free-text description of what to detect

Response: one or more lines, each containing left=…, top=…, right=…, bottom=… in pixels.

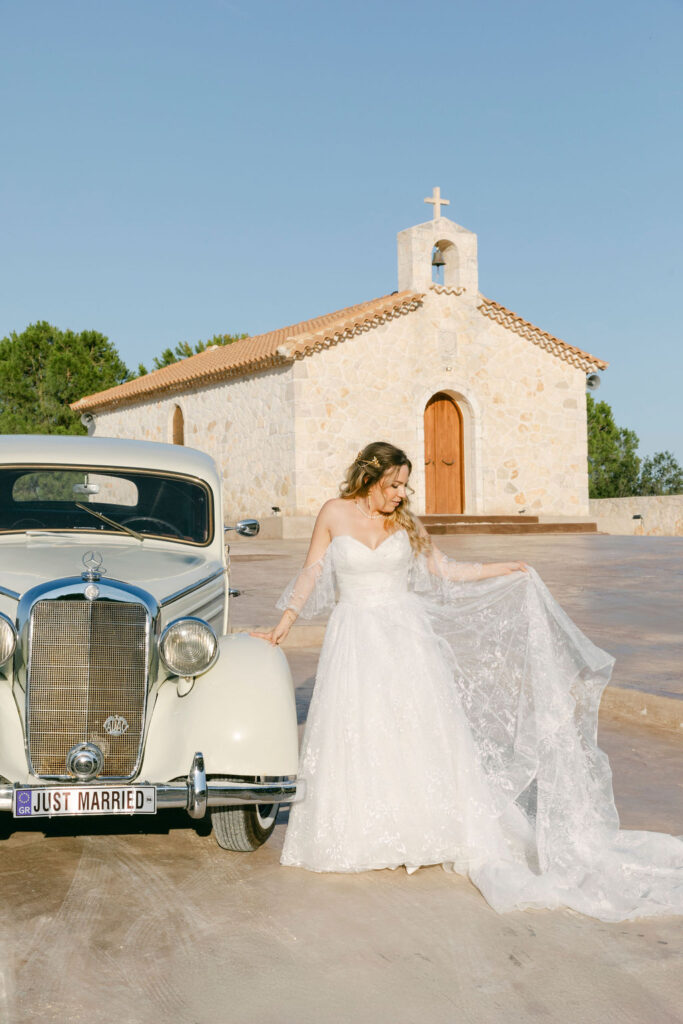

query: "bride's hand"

left=497, top=561, right=529, bottom=575
left=250, top=610, right=296, bottom=646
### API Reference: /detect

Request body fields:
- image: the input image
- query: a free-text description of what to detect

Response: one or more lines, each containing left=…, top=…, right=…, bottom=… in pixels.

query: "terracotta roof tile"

left=71, top=291, right=424, bottom=412
left=72, top=286, right=607, bottom=414
left=476, top=295, right=607, bottom=372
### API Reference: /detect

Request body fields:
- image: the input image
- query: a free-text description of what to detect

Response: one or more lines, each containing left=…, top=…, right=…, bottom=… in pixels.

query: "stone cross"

left=424, top=186, right=450, bottom=220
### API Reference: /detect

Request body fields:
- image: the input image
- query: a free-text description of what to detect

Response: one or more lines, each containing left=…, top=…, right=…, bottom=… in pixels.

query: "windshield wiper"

left=75, top=502, right=144, bottom=541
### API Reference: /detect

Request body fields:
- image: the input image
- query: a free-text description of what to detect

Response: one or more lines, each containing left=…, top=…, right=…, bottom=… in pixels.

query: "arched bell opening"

left=431, top=239, right=459, bottom=288
left=424, top=392, right=464, bottom=514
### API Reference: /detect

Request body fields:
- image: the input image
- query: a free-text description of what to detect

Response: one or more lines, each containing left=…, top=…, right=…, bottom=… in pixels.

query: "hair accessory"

left=356, top=451, right=381, bottom=470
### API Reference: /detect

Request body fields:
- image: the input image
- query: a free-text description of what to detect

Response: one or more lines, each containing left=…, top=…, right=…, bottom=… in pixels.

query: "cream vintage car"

left=0, top=435, right=302, bottom=849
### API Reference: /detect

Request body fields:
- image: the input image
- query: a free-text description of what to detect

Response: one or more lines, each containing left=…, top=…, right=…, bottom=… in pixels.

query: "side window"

left=172, top=405, right=185, bottom=446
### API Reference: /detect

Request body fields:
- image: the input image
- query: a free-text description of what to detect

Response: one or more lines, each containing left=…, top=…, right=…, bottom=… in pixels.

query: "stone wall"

left=93, top=365, right=297, bottom=521
left=92, top=290, right=590, bottom=521
left=292, top=289, right=589, bottom=516
left=589, top=495, right=683, bottom=536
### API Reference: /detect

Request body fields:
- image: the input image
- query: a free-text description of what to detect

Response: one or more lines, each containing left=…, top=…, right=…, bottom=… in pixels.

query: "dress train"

left=278, top=530, right=683, bottom=921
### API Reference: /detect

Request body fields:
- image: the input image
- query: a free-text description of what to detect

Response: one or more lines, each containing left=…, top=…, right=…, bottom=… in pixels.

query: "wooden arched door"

left=424, top=393, right=464, bottom=514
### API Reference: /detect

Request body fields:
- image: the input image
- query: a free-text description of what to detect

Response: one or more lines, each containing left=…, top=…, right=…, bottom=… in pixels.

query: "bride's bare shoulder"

left=317, top=497, right=354, bottom=527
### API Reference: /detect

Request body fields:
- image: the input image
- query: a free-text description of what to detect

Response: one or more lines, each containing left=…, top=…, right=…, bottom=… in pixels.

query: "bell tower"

left=397, top=187, right=479, bottom=296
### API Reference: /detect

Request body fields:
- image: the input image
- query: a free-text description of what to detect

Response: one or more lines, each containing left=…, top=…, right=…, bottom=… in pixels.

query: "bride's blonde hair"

left=339, top=441, right=431, bottom=554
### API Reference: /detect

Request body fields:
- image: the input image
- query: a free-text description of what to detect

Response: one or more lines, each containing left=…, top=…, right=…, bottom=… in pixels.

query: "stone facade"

left=289, top=290, right=589, bottom=517
left=92, top=367, right=297, bottom=521
left=87, top=209, right=602, bottom=524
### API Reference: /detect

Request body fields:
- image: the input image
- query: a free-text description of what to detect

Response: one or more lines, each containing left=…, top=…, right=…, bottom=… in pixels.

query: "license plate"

left=13, top=786, right=157, bottom=818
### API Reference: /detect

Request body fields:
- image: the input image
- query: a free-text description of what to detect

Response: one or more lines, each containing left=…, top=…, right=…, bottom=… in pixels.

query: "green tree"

left=136, top=332, right=248, bottom=376
left=638, top=451, right=683, bottom=495
left=586, top=394, right=641, bottom=498
left=587, top=395, right=683, bottom=497
left=0, top=322, right=129, bottom=435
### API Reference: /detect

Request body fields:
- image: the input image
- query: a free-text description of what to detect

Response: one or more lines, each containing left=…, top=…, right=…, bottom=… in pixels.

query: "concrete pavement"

left=1, top=533, right=682, bottom=1023
left=1, top=663, right=681, bottom=1024
left=230, top=532, right=683, bottom=730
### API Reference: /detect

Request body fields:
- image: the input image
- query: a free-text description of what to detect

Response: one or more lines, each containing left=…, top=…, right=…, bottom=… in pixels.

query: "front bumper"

left=0, top=752, right=305, bottom=819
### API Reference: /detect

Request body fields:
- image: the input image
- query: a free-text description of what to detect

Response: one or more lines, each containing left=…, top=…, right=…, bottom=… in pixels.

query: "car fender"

left=0, top=679, right=28, bottom=783
left=140, top=633, right=300, bottom=780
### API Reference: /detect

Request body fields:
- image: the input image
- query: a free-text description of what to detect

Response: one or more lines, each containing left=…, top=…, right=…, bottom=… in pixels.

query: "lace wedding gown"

left=279, top=530, right=683, bottom=921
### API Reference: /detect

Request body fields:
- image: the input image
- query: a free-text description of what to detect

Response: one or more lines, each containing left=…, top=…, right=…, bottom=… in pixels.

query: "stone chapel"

left=72, top=190, right=607, bottom=532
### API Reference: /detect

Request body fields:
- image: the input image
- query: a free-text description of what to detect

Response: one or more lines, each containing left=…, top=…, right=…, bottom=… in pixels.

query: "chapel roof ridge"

left=72, top=285, right=607, bottom=414
left=475, top=294, right=608, bottom=372
left=71, top=290, right=424, bottom=413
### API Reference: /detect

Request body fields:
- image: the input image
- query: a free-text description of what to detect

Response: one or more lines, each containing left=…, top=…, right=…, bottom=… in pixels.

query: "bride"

left=252, top=442, right=683, bottom=921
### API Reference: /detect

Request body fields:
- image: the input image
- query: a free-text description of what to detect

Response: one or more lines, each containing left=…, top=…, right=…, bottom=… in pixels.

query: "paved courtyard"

left=1, top=534, right=681, bottom=1023
left=232, top=532, right=683, bottom=710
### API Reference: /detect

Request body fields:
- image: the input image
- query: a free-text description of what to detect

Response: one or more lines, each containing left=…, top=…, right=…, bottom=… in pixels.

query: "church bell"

left=431, top=247, right=446, bottom=268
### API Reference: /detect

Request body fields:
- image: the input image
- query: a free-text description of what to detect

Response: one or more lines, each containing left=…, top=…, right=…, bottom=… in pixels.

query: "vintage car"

left=0, top=435, right=302, bottom=849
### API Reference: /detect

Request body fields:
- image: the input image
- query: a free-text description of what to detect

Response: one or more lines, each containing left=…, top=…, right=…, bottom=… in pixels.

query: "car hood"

left=0, top=534, right=223, bottom=605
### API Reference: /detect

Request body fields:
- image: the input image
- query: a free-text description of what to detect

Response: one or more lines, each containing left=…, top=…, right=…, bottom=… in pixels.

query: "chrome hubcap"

left=66, top=742, right=104, bottom=781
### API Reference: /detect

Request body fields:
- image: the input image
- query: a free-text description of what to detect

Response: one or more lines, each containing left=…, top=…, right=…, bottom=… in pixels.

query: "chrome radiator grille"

left=27, top=599, right=149, bottom=778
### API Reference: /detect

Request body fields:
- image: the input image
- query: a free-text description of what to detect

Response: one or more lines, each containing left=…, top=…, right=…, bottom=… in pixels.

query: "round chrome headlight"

left=159, top=618, right=218, bottom=677
left=0, top=613, right=17, bottom=665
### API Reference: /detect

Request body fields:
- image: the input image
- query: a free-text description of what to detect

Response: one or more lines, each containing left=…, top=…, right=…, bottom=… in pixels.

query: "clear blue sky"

left=1, top=0, right=682, bottom=462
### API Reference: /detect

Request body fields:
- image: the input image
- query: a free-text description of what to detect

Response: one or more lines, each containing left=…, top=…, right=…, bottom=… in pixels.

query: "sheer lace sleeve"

left=427, top=544, right=484, bottom=581
left=409, top=542, right=484, bottom=597
left=276, top=549, right=335, bottom=619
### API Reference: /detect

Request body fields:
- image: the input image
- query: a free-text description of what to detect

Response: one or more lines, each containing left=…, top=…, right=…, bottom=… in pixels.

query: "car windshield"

left=0, top=466, right=213, bottom=545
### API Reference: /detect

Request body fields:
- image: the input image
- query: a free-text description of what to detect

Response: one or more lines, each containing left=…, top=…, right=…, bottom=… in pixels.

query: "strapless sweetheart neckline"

left=330, top=530, right=406, bottom=553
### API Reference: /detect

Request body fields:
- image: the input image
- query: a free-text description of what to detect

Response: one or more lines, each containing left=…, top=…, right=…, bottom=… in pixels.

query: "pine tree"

left=0, top=322, right=129, bottom=435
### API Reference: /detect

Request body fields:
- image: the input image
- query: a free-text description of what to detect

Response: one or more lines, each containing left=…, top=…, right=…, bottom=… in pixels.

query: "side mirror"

left=224, top=518, right=260, bottom=538
left=236, top=518, right=259, bottom=537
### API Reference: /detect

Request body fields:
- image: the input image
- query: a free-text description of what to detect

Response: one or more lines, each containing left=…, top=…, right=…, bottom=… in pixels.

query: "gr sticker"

left=15, top=791, right=32, bottom=816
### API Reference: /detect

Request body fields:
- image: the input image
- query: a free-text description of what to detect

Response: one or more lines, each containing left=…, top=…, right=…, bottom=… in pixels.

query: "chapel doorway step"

left=419, top=514, right=598, bottom=535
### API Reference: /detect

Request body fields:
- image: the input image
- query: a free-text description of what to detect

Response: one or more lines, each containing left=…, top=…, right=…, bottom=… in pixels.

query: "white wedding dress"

left=279, top=530, right=683, bottom=921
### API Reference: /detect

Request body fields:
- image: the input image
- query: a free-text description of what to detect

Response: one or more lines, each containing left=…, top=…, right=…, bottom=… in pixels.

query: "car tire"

left=209, top=776, right=279, bottom=851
